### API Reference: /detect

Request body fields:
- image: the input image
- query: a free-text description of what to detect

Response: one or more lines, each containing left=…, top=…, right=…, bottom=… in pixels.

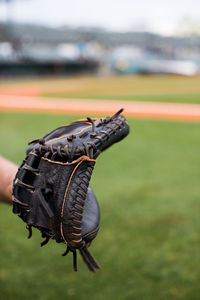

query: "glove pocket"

left=40, top=156, right=96, bottom=248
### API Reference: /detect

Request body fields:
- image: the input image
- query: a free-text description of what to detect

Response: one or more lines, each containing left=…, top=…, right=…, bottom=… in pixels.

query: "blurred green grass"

left=43, top=92, right=200, bottom=104
left=0, top=112, right=200, bottom=300
left=1, top=75, right=200, bottom=103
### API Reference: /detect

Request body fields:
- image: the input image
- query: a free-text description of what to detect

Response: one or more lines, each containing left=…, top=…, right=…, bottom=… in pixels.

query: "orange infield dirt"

left=0, top=95, right=200, bottom=122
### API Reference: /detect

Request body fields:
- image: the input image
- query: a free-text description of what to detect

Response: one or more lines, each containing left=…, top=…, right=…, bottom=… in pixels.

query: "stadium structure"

left=0, top=23, right=200, bottom=76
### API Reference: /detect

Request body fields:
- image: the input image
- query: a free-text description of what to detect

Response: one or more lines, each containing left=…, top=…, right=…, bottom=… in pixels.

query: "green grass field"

left=1, top=75, right=200, bottom=103
left=0, top=111, right=200, bottom=300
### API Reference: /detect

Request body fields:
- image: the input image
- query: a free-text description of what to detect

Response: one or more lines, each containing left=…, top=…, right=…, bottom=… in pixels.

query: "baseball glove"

left=12, top=109, right=129, bottom=272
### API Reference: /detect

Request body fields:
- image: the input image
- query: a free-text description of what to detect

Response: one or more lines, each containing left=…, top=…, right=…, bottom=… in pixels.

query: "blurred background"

left=0, top=0, right=200, bottom=76
left=0, top=1, right=200, bottom=300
